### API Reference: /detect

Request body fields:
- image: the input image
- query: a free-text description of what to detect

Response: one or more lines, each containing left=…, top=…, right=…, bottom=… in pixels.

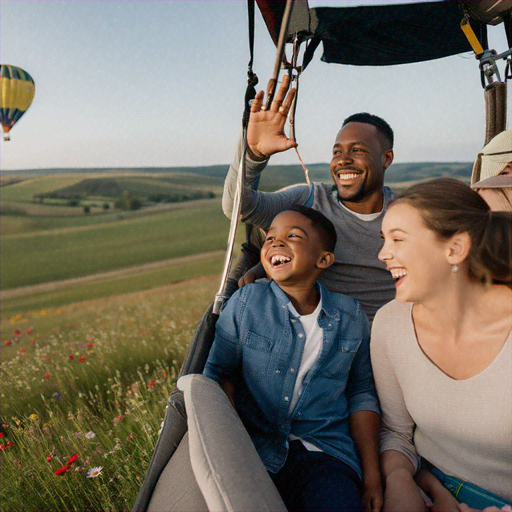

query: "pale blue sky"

left=0, top=0, right=509, bottom=170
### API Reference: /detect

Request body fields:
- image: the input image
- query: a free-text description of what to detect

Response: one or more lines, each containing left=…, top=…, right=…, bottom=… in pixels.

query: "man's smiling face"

left=330, top=122, right=393, bottom=206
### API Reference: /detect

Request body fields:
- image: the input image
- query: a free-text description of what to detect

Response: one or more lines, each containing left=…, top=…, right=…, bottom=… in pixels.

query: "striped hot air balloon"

left=0, top=64, right=35, bottom=141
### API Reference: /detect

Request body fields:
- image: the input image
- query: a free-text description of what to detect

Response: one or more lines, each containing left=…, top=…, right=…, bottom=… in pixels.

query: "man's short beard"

left=336, top=183, right=367, bottom=203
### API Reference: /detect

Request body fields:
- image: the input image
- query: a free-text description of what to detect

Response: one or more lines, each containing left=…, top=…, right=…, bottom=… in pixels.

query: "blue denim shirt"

left=203, top=279, right=380, bottom=477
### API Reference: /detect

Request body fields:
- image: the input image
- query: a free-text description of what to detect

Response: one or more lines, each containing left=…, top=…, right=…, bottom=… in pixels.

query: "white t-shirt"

left=339, top=197, right=382, bottom=221
left=288, top=300, right=324, bottom=452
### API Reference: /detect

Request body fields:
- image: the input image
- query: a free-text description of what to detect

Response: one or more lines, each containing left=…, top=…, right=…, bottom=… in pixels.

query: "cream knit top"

left=371, top=300, right=512, bottom=501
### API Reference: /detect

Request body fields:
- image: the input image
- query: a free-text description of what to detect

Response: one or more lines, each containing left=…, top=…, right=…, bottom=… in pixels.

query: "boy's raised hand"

left=247, top=74, right=298, bottom=160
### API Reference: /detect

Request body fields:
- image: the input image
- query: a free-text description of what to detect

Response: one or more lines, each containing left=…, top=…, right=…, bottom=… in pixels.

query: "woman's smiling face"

left=378, top=202, right=453, bottom=303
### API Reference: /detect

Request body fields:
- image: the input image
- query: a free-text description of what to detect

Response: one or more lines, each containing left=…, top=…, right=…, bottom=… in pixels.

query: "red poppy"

left=54, top=464, right=72, bottom=475
left=0, top=433, right=4, bottom=438
left=78, top=356, right=86, bottom=362
left=7, top=441, right=13, bottom=447
left=13, top=329, right=21, bottom=335
left=86, top=343, right=94, bottom=348
left=27, top=327, right=33, bottom=334
left=69, top=355, right=74, bottom=360
left=21, top=348, right=27, bottom=354
left=4, top=341, right=11, bottom=346
left=0, top=444, right=7, bottom=451
left=148, top=379, right=156, bottom=390
left=67, top=454, right=79, bottom=464
left=46, top=455, right=52, bottom=462
left=44, top=373, right=50, bottom=379
left=114, top=414, right=124, bottom=422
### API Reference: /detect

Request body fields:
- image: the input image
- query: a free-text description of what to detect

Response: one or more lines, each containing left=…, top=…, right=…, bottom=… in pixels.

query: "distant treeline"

left=33, top=177, right=216, bottom=208
left=4, top=161, right=473, bottom=185
left=7, top=161, right=473, bottom=211
left=147, top=191, right=215, bottom=202
left=385, top=162, right=472, bottom=183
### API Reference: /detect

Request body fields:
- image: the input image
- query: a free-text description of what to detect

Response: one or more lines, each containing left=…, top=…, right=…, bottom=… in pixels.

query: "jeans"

left=422, top=460, right=512, bottom=509
left=269, top=441, right=363, bottom=512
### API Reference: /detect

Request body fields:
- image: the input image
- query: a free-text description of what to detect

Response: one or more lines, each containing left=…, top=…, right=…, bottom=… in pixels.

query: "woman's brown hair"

left=390, top=178, right=511, bottom=285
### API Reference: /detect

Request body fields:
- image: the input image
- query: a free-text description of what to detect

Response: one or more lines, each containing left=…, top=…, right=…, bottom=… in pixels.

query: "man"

left=223, top=75, right=396, bottom=322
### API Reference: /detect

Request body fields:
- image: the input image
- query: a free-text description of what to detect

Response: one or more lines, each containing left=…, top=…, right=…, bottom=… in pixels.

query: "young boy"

left=204, top=206, right=382, bottom=512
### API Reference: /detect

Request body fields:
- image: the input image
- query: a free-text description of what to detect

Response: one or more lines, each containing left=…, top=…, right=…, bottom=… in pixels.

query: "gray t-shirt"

left=222, top=138, right=396, bottom=321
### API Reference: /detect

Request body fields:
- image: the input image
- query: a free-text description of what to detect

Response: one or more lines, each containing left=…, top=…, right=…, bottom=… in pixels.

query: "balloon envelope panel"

left=0, top=64, right=36, bottom=136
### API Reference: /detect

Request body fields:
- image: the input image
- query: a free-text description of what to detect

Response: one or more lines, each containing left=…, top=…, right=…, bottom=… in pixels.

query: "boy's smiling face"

left=261, top=210, right=334, bottom=288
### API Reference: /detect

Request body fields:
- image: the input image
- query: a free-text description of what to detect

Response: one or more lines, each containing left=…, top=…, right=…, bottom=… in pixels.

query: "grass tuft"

left=0, top=277, right=218, bottom=512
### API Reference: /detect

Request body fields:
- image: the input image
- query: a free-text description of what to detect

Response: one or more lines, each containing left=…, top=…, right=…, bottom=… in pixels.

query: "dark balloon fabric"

left=256, top=0, right=490, bottom=68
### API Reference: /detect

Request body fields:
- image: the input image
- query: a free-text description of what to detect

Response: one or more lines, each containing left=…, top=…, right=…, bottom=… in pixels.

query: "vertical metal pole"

left=213, top=132, right=247, bottom=314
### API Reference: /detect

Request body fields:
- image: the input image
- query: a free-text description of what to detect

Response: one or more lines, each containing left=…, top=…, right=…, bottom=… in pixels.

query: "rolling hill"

left=0, top=161, right=473, bottom=310
left=1, top=160, right=473, bottom=196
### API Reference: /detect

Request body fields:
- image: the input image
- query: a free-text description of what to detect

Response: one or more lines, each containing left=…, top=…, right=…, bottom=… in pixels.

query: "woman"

left=371, top=178, right=511, bottom=511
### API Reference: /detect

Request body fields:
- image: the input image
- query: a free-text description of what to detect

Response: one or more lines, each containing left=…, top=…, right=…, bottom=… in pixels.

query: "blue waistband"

left=422, top=460, right=511, bottom=509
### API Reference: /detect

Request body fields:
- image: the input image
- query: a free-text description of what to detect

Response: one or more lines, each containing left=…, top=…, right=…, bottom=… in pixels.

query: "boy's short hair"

left=287, top=205, right=337, bottom=252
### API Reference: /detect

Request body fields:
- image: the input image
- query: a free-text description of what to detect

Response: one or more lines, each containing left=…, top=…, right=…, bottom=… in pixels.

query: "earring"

left=452, top=265, right=459, bottom=273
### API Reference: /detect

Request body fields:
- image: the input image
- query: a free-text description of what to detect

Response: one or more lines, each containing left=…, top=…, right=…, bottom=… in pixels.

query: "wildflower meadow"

left=0, top=276, right=218, bottom=512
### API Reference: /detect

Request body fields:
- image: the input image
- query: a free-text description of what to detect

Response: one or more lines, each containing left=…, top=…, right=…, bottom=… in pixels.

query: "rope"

left=213, top=0, right=260, bottom=314
left=213, top=132, right=247, bottom=314
left=287, top=35, right=310, bottom=187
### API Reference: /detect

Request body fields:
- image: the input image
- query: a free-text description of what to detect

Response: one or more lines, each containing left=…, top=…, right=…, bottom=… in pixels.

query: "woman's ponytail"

left=475, top=211, right=512, bottom=284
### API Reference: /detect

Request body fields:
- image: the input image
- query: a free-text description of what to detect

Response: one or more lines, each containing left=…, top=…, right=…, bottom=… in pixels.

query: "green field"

left=1, top=200, right=230, bottom=289
left=0, top=164, right=474, bottom=512
left=0, top=175, right=88, bottom=202
left=0, top=171, right=222, bottom=202
left=0, top=277, right=219, bottom=512
left=0, top=163, right=472, bottom=300
left=0, top=168, right=232, bottom=510
left=0, top=251, right=226, bottom=318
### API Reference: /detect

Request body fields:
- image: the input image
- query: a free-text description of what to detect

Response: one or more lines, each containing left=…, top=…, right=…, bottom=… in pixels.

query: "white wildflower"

left=86, top=466, right=103, bottom=478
